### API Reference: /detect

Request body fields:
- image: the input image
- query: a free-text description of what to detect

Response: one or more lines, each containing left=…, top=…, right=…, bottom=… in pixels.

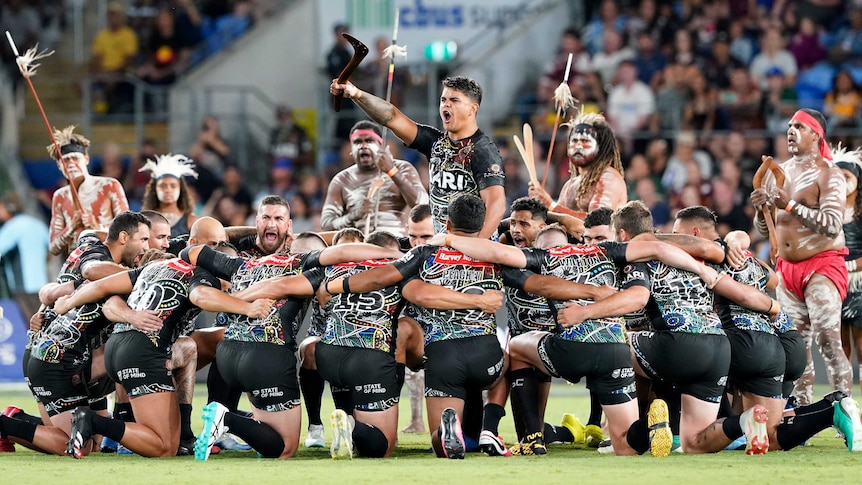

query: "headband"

left=60, top=143, right=86, bottom=155
left=790, top=110, right=831, bottom=160
left=350, top=129, right=383, bottom=145
left=572, top=123, right=597, bottom=137
left=837, top=161, right=862, bottom=182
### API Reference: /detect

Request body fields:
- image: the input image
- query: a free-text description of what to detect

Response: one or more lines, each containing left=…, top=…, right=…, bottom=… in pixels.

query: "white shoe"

left=330, top=409, right=354, bottom=459
left=195, top=402, right=229, bottom=461
left=305, top=423, right=325, bottom=448
left=741, top=404, right=769, bottom=455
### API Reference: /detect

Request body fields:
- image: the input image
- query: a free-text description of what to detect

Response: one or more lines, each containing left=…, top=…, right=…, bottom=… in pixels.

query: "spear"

left=540, top=53, right=577, bottom=189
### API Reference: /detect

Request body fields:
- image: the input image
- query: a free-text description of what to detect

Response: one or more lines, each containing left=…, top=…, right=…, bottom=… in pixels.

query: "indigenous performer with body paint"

left=529, top=111, right=627, bottom=219
left=750, top=108, right=852, bottom=406
left=836, top=146, right=862, bottom=398
left=321, top=121, right=427, bottom=237
left=47, top=126, right=129, bottom=257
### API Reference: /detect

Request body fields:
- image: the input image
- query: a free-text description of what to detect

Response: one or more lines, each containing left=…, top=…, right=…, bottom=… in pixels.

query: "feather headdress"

left=561, top=106, right=608, bottom=129
left=139, top=154, right=199, bottom=180
left=831, top=143, right=862, bottom=169
left=382, top=44, right=407, bottom=59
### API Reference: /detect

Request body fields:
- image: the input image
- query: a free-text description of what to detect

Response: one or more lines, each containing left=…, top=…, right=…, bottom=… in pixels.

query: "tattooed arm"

left=330, top=80, right=419, bottom=144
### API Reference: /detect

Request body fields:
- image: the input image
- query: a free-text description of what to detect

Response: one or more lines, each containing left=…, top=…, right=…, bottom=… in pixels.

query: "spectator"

left=625, top=153, right=661, bottom=201
left=624, top=0, right=671, bottom=49
left=219, top=164, right=253, bottom=220
left=96, top=141, right=128, bottom=181
left=124, top=138, right=160, bottom=208
left=0, top=0, right=40, bottom=89
left=728, top=19, right=755, bottom=65
left=712, top=176, right=752, bottom=235
left=91, top=2, right=139, bottom=114
left=287, top=193, right=320, bottom=233
left=645, top=138, right=669, bottom=180
left=537, top=27, right=592, bottom=106
left=258, top=157, right=296, bottom=202
left=824, top=70, right=861, bottom=127
left=699, top=32, right=743, bottom=91
left=360, top=36, right=410, bottom=108
left=326, top=22, right=357, bottom=143
left=190, top=115, right=231, bottom=176
left=606, top=60, right=654, bottom=156
left=682, top=68, right=718, bottom=135
left=718, top=67, right=763, bottom=131
left=633, top=31, right=666, bottom=86
left=137, top=9, right=193, bottom=88
left=826, top=5, right=862, bottom=64
left=172, top=0, right=205, bottom=49
left=762, top=68, right=799, bottom=135
left=661, top=131, right=713, bottom=193
left=269, top=104, right=312, bottom=168
left=650, top=63, right=689, bottom=137
left=669, top=29, right=698, bottom=67
left=789, top=16, right=827, bottom=71
left=634, top=177, right=671, bottom=230
left=581, top=0, right=626, bottom=56
left=591, top=28, right=635, bottom=84
left=0, top=193, right=49, bottom=295
left=749, top=26, right=798, bottom=90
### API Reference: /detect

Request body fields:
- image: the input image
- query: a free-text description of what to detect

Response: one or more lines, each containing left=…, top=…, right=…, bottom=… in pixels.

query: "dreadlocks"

left=565, top=112, right=623, bottom=203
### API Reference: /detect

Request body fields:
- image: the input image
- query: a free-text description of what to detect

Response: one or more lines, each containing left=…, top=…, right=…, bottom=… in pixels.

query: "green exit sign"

left=424, top=41, right=458, bottom=62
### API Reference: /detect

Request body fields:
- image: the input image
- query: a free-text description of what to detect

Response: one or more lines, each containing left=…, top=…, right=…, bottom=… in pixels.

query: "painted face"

left=255, top=203, right=292, bottom=254
left=122, top=223, right=151, bottom=267
left=583, top=224, right=613, bottom=244
left=841, top=168, right=858, bottom=196
left=58, top=152, right=88, bottom=180
left=509, top=210, right=545, bottom=248
left=439, top=87, right=476, bottom=137
left=786, top=120, right=818, bottom=157
left=407, top=216, right=434, bottom=248
left=148, top=222, right=171, bottom=250
left=350, top=132, right=381, bottom=170
left=155, top=177, right=181, bottom=204
left=567, top=124, right=598, bottom=167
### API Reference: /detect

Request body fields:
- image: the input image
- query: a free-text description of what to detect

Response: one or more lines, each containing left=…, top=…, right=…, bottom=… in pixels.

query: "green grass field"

left=1, top=384, right=860, bottom=484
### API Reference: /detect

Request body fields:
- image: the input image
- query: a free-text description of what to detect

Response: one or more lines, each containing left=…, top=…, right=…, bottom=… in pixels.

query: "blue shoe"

left=724, top=435, right=746, bottom=451
left=214, top=433, right=252, bottom=451
left=100, top=436, right=119, bottom=453
left=117, top=444, right=134, bottom=455
left=195, top=402, right=229, bottom=461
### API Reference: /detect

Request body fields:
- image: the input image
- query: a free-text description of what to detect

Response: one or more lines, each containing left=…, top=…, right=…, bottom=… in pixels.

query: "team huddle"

left=0, top=74, right=861, bottom=461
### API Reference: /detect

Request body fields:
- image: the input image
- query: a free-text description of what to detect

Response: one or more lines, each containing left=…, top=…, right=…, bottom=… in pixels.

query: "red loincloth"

left=776, top=248, right=849, bottom=301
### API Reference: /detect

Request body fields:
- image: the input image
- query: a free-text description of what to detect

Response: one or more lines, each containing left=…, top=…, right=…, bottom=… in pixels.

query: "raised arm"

left=53, top=271, right=134, bottom=315
left=427, top=234, right=528, bottom=268
left=402, top=280, right=503, bottom=314
left=330, top=80, right=419, bottom=145
left=546, top=212, right=585, bottom=239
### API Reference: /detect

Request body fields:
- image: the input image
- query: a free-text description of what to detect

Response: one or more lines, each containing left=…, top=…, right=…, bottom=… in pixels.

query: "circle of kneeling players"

left=2, top=193, right=861, bottom=461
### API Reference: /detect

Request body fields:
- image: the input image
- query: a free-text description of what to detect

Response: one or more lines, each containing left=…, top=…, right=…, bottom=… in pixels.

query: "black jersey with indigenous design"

left=30, top=285, right=111, bottom=366
left=712, top=245, right=775, bottom=334
left=526, top=244, right=626, bottom=343
left=57, top=233, right=105, bottom=284
left=235, top=235, right=268, bottom=259
left=321, top=259, right=404, bottom=353
left=392, top=244, right=502, bottom=344
left=194, top=247, right=323, bottom=347
left=31, top=238, right=114, bottom=351
left=409, top=124, right=504, bottom=233
left=502, top=267, right=556, bottom=337
left=113, top=259, right=220, bottom=352
left=604, top=241, right=723, bottom=335
left=843, top=219, right=862, bottom=320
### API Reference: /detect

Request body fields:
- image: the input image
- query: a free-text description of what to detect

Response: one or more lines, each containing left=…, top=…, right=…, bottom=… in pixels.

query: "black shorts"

left=631, top=331, right=730, bottom=403
left=105, top=331, right=174, bottom=398
left=27, top=358, right=89, bottom=416
left=87, top=374, right=115, bottom=405
left=842, top=291, right=862, bottom=328
left=216, top=339, right=300, bottom=412
left=537, top=336, right=635, bottom=405
left=316, top=343, right=399, bottom=411
left=424, top=335, right=504, bottom=400
left=780, top=329, right=806, bottom=399
left=725, top=328, right=784, bottom=399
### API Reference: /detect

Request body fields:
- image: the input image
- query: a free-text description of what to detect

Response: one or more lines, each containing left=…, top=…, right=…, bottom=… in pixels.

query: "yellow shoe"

left=561, top=414, right=585, bottom=444
left=648, top=399, right=672, bottom=458
left=584, top=424, right=605, bottom=448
